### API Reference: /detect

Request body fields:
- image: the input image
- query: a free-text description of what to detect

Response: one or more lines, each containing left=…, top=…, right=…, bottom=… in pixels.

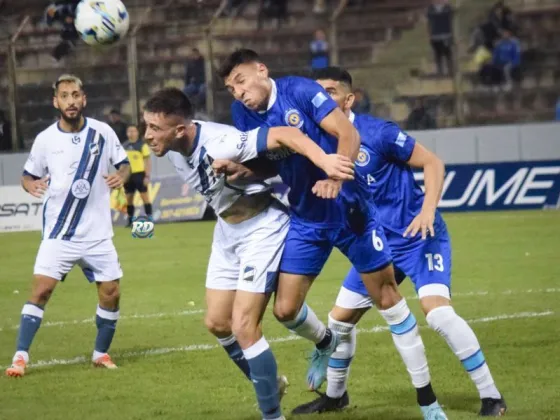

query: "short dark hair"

left=218, top=49, right=262, bottom=79
left=144, top=88, right=194, bottom=120
left=312, top=67, right=353, bottom=89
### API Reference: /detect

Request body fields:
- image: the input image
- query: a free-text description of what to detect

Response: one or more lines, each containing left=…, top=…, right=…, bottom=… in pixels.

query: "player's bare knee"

left=31, top=286, right=54, bottom=306
left=376, top=284, right=403, bottom=310
left=273, top=300, right=299, bottom=322
left=231, top=313, right=259, bottom=346
left=204, top=314, right=232, bottom=337
left=98, top=281, right=120, bottom=308
left=330, top=306, right=365, bottom=325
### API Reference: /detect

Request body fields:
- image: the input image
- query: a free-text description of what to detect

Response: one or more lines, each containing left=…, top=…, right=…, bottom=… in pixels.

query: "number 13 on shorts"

left=425, top=253, right=445, bottom=272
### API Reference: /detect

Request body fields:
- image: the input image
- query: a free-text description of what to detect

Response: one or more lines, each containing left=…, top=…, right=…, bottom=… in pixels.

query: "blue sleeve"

left=512, top=42, right=521, bottom=66
left=292, top=78, right=337, bottom=125
left=378, top=122, right=416, bottom=162
left=231, top=101, right=248, bottom=131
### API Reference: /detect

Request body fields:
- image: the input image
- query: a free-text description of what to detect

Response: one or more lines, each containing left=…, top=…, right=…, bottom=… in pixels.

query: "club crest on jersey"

left=89, top=143, right=100, bottom=155
left=72, top=136, right=81, bottom=145
left=356, top=148, right=370, bottom=167
left=71, top=179, right=91, bottom=199
left=284, top=109, right=304, bottom=128
left=243, top=266, right=256, bottom=282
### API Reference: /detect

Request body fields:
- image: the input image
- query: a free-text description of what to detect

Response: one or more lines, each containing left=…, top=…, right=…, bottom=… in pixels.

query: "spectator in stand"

left=313, top=0, right=326, bottom=14
left=184, top=48, right=206, bottom=110
left=258, top=0, right=289, bottom=30
left=352, top=88, right=371, bottom=114
left=310, top=29, right=330, bottom=70
left=489, top=1, right=515, bottom=33
left=0, top=109, right=12, bottom=151
left=44, top=0, right=80, bottom=63
left=107, top=109, right=128, bottom=143
left=492, top=28, right=521, bottom=91
left=427, top=0, right=454, bottom=77
left=406, top=98, right=437, bottom=130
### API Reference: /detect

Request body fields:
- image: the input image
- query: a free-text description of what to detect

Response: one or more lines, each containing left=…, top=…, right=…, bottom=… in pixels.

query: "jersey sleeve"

left=23, top=136, right=47, bottom=179
left=292, top=78, right=338, bottom=125
left=220, top=126, right=269, bottom=163
left=378, top=122, right=416, bottom=162
left=141, top=143, right=151, bottom=158
left=106, top=126, right=129, bottom=168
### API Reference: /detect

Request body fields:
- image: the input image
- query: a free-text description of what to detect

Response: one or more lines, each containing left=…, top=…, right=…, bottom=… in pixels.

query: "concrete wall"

left=1, top=122, right=560, bottom=185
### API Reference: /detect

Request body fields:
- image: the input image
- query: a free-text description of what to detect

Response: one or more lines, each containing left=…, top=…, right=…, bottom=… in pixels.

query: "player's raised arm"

left=378, top=124, right=445, bottom=239
left=292, top=78, right=360, bottom=162
left=264, top=126, right=354, bottom=181
left=21, top=136, right=49, bottom=198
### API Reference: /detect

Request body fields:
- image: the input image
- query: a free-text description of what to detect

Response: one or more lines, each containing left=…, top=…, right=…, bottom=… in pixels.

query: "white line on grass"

left=23, top=310, right=554, bottom=369
left=2, top=287, right=558, bottom=333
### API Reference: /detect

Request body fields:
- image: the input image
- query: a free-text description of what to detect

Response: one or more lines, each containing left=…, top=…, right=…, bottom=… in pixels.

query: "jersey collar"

left=349, top=111, right=356, bottom=123
left=259, top=78, right=277, bottom=114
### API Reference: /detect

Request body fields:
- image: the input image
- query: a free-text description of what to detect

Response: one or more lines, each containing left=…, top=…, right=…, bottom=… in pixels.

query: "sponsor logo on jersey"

left=395, top=131, right=407, bottom=147
left=71, top=179, right=91, bottom=199
left=72, top=136, right=81, bottom=145
left=311, top=92, right=328, bottom=108
left=356, top=148, right=370, bottom=167
left=284, top=109, right=304, bottom=128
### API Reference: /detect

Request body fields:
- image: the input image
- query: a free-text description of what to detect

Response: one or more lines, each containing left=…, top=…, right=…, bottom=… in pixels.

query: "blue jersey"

left=351, top=112, right=445, bottom=248
left=231, top=76, right=369, bottom=227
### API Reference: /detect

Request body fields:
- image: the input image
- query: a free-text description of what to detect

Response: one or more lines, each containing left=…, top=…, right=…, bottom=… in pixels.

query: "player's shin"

left=378, top=298, right=436, bottom=407
left=14, top=302, right=45, bottom=362
left=242, top=337, right=282, bottom=420
left=426, top=304, right=501, bottom=400
left=326, top=315, right=356, bottom=399
left=280, top=302, right=331, bottom=347
left=217, top=334, right=251, bottom=379
left=93, top=304, right=119, bottom=359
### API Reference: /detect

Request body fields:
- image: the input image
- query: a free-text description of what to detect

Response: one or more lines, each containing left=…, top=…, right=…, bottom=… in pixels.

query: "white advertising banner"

left=0, top=186, right=43, bottom=233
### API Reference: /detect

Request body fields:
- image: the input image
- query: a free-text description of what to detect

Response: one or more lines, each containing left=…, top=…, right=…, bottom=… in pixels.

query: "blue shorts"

left=342, top=228, right=452, bottom=297
left=279, top=212, right=393, bottom=276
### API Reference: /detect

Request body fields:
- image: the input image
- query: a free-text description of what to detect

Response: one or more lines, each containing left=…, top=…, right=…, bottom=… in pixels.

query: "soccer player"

left=291, top=67, right=506, bottom=417
left=218, top=49, right=447, bottom=420
left=122, top=123, right=152, bottom=226
left=142, top=88, right=354, bottom=420
left=5, top=74, right=131, bottom=378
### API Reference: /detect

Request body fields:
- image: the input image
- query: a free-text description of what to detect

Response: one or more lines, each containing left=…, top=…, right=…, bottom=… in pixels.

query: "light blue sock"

left=243, top=337, right=281, bottom=420
left=94, top=305, right=119, bottom=354
left=218, top=335, right=251, bottom=380
left=16, top=302, right=45, bottom=352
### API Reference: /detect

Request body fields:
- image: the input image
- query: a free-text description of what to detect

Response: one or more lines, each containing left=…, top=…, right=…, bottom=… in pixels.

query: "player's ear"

left=82, top=93, right=87, bottom=108
left=175, top=123, right=186, bottom=139
left=345, top=92, right=356, bottom=112
left=256, top=62, right=268, bottom=79
left=53, top=95, right=59, bottom=110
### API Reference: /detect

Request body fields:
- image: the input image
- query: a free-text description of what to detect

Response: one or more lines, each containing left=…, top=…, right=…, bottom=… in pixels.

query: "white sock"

left=92, top=350, right=107, bottom=361
left=326, top=315, right=356, bottom=398
left=281, top=303, right=326, bottom=344
left=13, top=350, right=29, bottom=364
left=426, top=305, right=501, bottom=400
left=379, top=299, right=431, bottom=388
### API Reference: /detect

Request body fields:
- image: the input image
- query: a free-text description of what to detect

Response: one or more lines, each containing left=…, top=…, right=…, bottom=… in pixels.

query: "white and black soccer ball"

left=74, top=0, right=130, bottom=47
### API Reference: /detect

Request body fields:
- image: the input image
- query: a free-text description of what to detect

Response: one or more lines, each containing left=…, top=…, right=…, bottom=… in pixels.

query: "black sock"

left=144, top=203, right=152, bottom=216
left=127, top=205, right=134, bottom=222
left=417, top=383, right=437, bottom=407
left=316, top=328, right=333, bottom=350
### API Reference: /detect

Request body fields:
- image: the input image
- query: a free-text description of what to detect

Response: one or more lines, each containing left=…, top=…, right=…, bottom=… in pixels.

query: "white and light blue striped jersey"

left=167, top=121, right=271, bottom=216
left=23, top=117, right=128, bottom=241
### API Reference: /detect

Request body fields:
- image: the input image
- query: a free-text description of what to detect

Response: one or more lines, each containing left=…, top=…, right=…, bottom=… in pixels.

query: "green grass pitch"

left=0, top=210, right=559, bottom=420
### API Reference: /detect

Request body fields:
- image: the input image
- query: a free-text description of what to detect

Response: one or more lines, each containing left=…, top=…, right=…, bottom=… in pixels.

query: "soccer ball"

left=74, top=0, right=130, bottom=47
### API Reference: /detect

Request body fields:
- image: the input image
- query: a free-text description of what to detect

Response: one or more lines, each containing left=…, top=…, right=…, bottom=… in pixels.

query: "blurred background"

left=0, top=0, right=559, bottom=151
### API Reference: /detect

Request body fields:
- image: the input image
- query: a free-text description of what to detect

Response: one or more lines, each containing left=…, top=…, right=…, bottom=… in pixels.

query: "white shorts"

left=335, top=286, right=374, bottom=310
left=206, top=200, right=289, bottom=294
left=34, top=239, right=123, bottom=282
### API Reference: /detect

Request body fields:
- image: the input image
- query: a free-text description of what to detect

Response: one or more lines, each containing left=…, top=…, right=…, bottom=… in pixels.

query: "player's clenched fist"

left=318, top=154, right=354, bottom=181
left=24, top=176, right=49, bottom=198
left=104, top=173, right=125, bottom=189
